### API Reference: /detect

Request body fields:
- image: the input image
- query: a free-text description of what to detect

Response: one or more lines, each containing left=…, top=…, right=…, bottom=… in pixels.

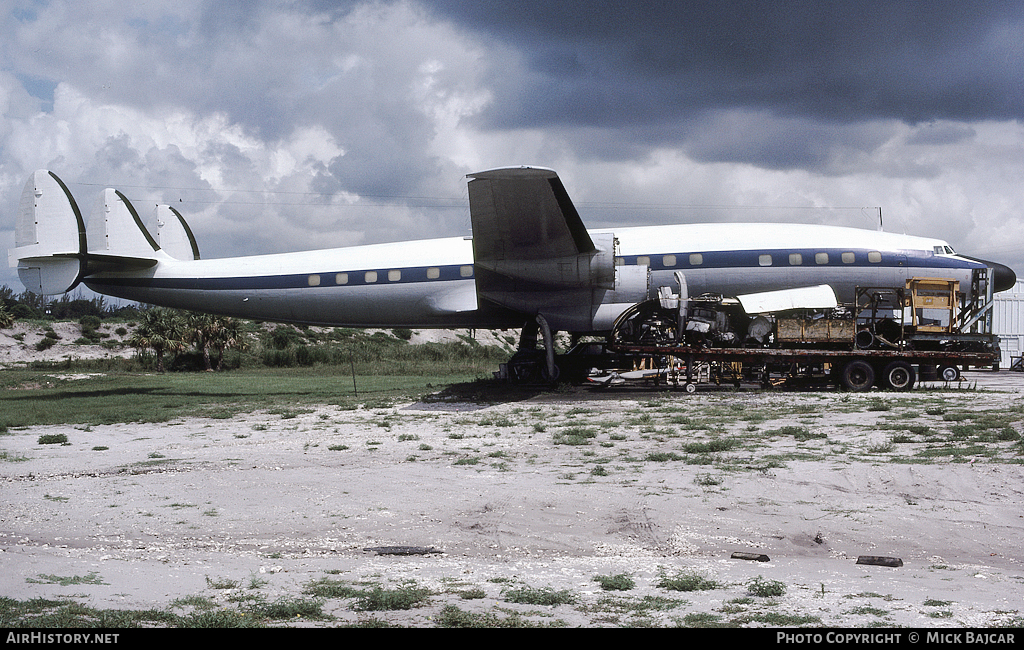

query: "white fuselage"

left=84, top=222, right=986, bottom=332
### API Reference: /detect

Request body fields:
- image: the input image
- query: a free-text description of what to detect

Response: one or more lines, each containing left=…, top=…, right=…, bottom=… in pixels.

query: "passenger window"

left=427, top=267, right=440, bottom=279
left=388, top=270, right=401, bottom=282
left=842, top=252, right=855, bottom=264
left=365, top=271, right=378, bottom=283
left=662, top=254, right=676, bottom=267
left=759, top=254, right=772, bottom=267
left=789, top=253, right=802, bottom=265
left=460, top=265, right=474, bottom=277
left=636, top=256, right=650, bottom=266
left=689, top=253, right=703, bottom=266
left=868, top=251, right=882, bottom=263
left=815, top=252, right=829, bottom=264
left=336, top=273, right=348, bottom=285
left=308, top=274, right=321, bottom=287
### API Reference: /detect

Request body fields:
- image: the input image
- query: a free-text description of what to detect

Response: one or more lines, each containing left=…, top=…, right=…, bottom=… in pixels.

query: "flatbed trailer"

left=604, top=341, right=1000, bottom=392
left=593, top=274, right=1001, bottom=392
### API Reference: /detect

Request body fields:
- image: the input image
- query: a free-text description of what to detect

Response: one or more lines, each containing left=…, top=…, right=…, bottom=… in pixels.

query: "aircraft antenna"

left=878, top=207, right=883, bottom=231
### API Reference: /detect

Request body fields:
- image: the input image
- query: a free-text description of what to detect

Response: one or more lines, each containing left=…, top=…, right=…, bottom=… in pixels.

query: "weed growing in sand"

left=694, top=473, right=723, bottom=486
left=867, top=439, right=895, bottom=453
left=246, top=596, right=328, bottom=620
left=0, top=598, right=180, bottom=628
left=0, top=451, right=28, bottom=462
left=37, top=433, right=68, bottom=445
left=205, top=576, right=240, bottom=589
left=657, top=572, right=719, bottom=592
left=303, top=577, right=364, bottom=599
left=927, top=609, right=954, bottom=619
left=26, top=572, right=106, bottom=586
left=352, top=584, right=433, bottom=611
left=747, top=575, right=786, bottom=597
left=170, top=595, right=217, bottom=611
left=733, top=612, right=820, bottom=626
left=680, top=612, right=729, bottom=627
left=764, top=426, right=826, bottom=441
left=502, top=585, right=577, bottom=606
left=434, top=604, right=560, bottom=628
left=849, top=605, right=891, bottom=618
left=683, top=438, right=738, bottom=453
left=593, top=574, right=635, bottom=591
left=552, top=426, right=597, bottom=446
left=645, top=451, right=684, bottom=462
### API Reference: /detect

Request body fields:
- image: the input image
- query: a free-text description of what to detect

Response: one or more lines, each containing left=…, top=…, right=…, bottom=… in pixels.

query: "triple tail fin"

left=8, top=170, right=201, bottom=295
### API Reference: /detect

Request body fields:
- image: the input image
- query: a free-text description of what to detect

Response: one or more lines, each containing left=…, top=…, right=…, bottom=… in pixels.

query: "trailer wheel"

left=840, top=360, right=875, bottom=392
left=938, top=364, right=960, bottom=382
left=882, top=361, right=916, bottom=391
left=684, top=382, right=696, bottom=393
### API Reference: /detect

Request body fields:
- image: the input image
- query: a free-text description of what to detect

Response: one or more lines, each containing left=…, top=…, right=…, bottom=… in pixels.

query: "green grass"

left=0, top=369, right=486, bottom=428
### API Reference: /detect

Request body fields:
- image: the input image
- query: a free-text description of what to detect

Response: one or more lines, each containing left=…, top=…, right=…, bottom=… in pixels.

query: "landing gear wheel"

left=938, top=364, right=960, bottom=382
left=840, top=360, right=875, bottom=392
left=882, top=360, right=916, bottom=391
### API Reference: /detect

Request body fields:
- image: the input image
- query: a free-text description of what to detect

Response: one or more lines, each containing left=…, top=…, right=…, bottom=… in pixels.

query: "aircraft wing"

left=467, top=166, right=595, bottom=261
left=466, top=167, right=617, bottom=328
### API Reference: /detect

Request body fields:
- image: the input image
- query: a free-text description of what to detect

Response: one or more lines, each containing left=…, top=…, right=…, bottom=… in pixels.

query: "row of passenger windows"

left=306, top=252, right=888, bottom=286
left=617, top=251, right=885, bottom=267
left=307, top=265, right=474, bottom=287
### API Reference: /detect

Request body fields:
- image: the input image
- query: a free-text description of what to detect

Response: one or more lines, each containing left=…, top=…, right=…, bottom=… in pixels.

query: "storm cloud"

left=1, top=0, right=1022, bottom=287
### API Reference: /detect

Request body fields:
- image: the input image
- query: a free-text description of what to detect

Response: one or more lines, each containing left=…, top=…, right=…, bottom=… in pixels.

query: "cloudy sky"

left=2, top=0, right=1023, bottom=291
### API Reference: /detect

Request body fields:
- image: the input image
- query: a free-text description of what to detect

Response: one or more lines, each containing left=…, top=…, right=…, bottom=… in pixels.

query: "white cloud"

left=1, top=0, right=1022, bottom=294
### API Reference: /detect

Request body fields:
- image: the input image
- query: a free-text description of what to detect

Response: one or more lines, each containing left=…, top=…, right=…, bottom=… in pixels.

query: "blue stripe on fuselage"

left=619, top=248, right=978, bottom=270
left=84, top=248, right=981, bottom=293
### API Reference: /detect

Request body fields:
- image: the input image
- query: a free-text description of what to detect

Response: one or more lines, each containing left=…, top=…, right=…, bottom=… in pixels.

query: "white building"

left=993, top=280, right=1024, bottom=369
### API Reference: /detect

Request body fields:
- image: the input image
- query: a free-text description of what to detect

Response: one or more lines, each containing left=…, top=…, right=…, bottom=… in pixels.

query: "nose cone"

left=991, top=261, right=1018, bottom=293
left=964, top=256, right=1017, bottom=292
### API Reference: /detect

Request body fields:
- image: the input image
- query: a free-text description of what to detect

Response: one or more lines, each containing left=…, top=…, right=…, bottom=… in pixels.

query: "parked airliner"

left=9, top=167, right=1016, bottom=341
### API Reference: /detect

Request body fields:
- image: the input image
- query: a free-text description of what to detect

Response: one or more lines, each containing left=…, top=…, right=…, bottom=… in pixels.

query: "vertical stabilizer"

left=153, top=204, right=201, bottom=260
left=8, top=170, right=86, bottom=295
left=87, top=188, right=161, bottom=258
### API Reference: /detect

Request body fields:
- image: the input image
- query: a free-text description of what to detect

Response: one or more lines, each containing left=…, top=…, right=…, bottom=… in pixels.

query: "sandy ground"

left=2, top=364, right=1024, bottom=628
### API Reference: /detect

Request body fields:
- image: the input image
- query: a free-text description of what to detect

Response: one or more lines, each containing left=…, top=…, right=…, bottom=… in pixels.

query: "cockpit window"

left=934, top=245, right=956, bottom=255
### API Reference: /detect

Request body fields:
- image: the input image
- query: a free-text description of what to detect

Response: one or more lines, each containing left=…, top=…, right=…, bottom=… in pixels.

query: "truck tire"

left=938, top=364, right=960, bottom=382
left=840, top=360, right=874, bottom=392
left=882, top=360, right=916, bottom=391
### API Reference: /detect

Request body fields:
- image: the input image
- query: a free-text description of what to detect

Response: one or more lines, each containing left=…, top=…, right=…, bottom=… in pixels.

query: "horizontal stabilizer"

left=8, top=170, right=86, bottom=294
left=153, top=204, right=201, bottom=260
